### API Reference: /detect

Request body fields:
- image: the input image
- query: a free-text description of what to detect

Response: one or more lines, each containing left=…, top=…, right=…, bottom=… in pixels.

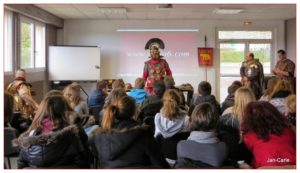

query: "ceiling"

left=35, top=4, right=296, bottom=20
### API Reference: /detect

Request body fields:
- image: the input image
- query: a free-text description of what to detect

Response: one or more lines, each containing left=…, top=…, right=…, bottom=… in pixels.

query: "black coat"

left=16, top=125, right=91, bottom=168
left=90, top=120, right=170, bottom=168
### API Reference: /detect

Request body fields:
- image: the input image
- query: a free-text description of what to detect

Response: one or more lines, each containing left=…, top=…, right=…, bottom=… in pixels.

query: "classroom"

left=2, top=1, right=297, bottom=170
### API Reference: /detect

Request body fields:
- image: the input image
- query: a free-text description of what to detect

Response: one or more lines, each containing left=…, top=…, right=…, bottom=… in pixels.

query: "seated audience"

left=221, top=81, right=242, bottom=113
left=154, top=89, right=189, bottom=138
left=218, top=87, right=256, bottom=165
left=259, top=77, right=278, bottom=101
left=189, top=81, right=221, bottom=116
left=15, top=95, right=91, bottom=168
left=90, top=96, right=169, bottom=168
left=128, top=77, right=149, bottom=104
left=63, top=82, right=88, bottom=115
left=175, top=103, right=227, bottom=168
left=241, top=101, right=296, bottom=168
left=269, top=79, right=294, bottom=114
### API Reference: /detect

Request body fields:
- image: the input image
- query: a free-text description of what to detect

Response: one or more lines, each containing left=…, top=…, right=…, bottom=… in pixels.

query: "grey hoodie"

left=154, top=110, right=189, bottom=138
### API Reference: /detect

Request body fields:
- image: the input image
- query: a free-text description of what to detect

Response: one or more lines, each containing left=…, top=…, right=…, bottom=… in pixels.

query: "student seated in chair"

left=175, top=103, right=227, bottom=168
left=15, top=95, right=91, bottom=168
left=90, top=96, right=169, bottom=168
left=154, top=89, right=189, bottom=138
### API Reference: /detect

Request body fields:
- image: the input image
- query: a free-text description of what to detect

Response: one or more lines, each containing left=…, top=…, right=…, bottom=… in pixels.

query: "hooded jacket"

left=15, top=125, right=91, bottom=168
left=154, top=110, right=189, bottom=138
left=90, top=120, right=169, bottom=168
left=128, top=89, right=149, bottom=104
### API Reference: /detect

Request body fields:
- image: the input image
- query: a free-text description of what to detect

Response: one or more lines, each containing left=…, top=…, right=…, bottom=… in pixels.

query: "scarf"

left=188, top=131, right=219, bottom=144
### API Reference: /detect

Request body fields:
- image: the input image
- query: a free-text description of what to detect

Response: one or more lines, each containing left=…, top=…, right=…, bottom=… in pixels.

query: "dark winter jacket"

left=217, top=111, right=252, bottom=165
left=88, top=89, right=107, bottom=109
left=90, top=120, right=170, bottom=168
left=221, top=95, right=234, bottom=114
left=189, top=95, right=221, bottom=115
left=15, top=125, right=91, bottom=168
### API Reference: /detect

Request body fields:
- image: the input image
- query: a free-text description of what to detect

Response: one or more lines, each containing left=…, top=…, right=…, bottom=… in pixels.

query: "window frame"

left=4, top=10, right=14, bottom=73
left=19, top=15, right=46, bottom=71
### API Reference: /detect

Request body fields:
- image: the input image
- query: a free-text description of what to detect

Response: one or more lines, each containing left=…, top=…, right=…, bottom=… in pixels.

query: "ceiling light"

left=157, top=4, right=173, bottom=10
left=244, top=21, right=252, bottom=26
left=117, top=29, right=199, bottom=32
left=214, top=8, right=244, bottom=14
left=98, top=7, right=127, bottom=14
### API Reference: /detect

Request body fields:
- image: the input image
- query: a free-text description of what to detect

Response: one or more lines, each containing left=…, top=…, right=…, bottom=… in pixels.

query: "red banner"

left=198, top=48, right=214, bottom=66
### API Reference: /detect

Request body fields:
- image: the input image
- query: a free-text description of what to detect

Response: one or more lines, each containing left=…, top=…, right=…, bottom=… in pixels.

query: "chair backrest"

left=4, top=127, right=19, bottom=156
left=156, top=132, right=190, bottom=160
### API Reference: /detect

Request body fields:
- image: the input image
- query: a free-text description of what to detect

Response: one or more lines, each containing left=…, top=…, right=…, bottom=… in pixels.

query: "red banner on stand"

left=198, top=48, right=214, bottom=66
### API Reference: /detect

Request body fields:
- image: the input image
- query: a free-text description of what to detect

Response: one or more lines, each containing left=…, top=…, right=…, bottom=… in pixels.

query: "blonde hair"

left=63, top=82, right=82, bottom=109
left=263, top=77, right=278, bottom=97
left=285, top=94, right=296, bottom=113
left=161, top=89, right=181, bottom=120
left=269, top=80, right=294, bottom=100
left=232, top=87, right=256, bottom=122
left=102, top=96, right=136, bottom=130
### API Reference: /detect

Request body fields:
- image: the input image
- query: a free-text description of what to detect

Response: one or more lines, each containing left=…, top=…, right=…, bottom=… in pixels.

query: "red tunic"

left=243, top=128, right=296, bottom=168
left=142, top=58, right=172, bottom=95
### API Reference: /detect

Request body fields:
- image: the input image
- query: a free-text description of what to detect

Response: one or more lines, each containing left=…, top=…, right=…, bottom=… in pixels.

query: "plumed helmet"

left=145, top=38, right=165, bottom=50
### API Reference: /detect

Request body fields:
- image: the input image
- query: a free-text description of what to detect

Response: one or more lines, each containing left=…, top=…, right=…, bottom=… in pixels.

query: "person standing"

left=240, top=52, right=265, bottom=99
left=6, top=69, right=39, bottom=119
left=272, top=50, right=295, bottom=80
left=272, top=50, right=296, bottom=92
left=143, top=46, right=172, bottom=95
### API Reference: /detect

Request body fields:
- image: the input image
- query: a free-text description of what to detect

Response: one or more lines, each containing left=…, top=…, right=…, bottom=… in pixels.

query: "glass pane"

left=220, top=43, right=245, bottom=75
left=4, top=10, right=13, bottom=72
left=35, top=24, right=46, bottom=68
left=220, top=43, right=245, bottom=103
left=249, top=44, right=271, bottom=74
left=21, top=21, right=34, bottom=68
left=219, top=31, right=272, bottom=39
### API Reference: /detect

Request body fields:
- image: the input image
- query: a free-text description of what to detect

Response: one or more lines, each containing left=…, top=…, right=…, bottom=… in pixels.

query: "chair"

left=4, top=127, right=19, bottom=169
left=155, top=132, right=190, bottom=160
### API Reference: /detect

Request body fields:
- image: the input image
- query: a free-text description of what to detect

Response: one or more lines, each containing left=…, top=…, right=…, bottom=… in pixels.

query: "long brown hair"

left=21, top=95, right=70, bottom=137
left=161, top=89, right=181, bottom=120
left=102, top=96, right=136, bottom=130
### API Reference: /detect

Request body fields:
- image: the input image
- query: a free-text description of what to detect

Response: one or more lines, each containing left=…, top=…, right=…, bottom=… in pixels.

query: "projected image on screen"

left=119, top=33, right=198, bottom=79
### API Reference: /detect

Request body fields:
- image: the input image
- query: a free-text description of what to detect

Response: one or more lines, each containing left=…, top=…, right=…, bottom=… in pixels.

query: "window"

left=4, top=10, right=13, bottom=72
left=20, top=17, right=45, bottom=69
left=218, top=29, right=273, bottom=102
left=218, top=31, right=272, bottom=40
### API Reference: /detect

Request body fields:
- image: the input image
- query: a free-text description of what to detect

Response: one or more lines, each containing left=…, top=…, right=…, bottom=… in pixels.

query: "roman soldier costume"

left=142, top=38, right=172, bottom=95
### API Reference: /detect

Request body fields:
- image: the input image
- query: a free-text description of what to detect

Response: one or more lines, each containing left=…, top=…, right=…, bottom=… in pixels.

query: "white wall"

left=285, top=18, right=296, bottom=66
left=58, top=19, right=286, bottom=100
